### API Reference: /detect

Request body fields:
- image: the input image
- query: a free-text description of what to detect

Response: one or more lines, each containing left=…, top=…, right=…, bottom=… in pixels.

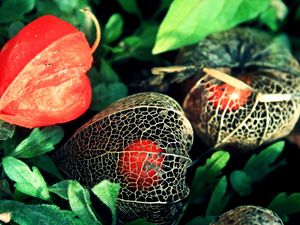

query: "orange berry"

left=208, top=83, right=251, bottom=111
left=118, top=139, right=164, bottom=190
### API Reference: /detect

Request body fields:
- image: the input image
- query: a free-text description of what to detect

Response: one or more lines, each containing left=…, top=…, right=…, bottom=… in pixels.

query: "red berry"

left=207, top=78, right=251, bottom=111
left=118, top=139, right=164, bottom=190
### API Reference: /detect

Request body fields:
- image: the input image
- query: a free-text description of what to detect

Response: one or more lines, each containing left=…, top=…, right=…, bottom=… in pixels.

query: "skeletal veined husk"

left=210, top=205, right=284, bottom=225
left=176, top=28, right=300, bottom=149
left=57, top=92, right=193, bottom=225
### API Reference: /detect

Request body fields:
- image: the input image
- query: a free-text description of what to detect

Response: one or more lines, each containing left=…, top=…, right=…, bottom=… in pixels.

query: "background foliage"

left=1, top=0, right=300, bottom=224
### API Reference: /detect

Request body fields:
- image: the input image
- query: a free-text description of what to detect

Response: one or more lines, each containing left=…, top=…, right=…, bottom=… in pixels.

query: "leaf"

left=0, top=200, right=82, bottom=225
left=9, top=126, right=64, bottom=158
left=154, top=0, right=173, bottom=17
left=36, top=0, right=61, bottom=16
left=128, top=24, right=160, bottom=61
left=268, top=192, right=300, bottom=222
left=7, top=21, right=25, bottom=39
left=230, top=170, right=252, bottom=196
left=186, top=216, right=216, bottom=225
left=53, top=0, right=79, bottom=13
left=117, top=0, right=141, bottom=17
left=259, top=7, right=279, bottom=31
left=0, top=132, right=21, bottom=156
left=88, top=60, right=126, bottom=101
left=0, top=179, right=12, bottom=199
left=2, top=157, right=51, bottom=201
left=259, top=0, right=287, bottom=31
left=243, top=141, right=286, bottom=182
left=92, top=180, right=121, bottom=225
left=189, top=151, right=230, bottom=204
left=49, top=180, right=71, bottom=200
left=68, top=181, right=102, bottom=225
left=0, top=120, right=15, bottom=141
left=112, top=25, right=159, bottom=62
left=125, top=218, right=156, bottom=225
left=25, top=155, right=64, bottom=180
left=205, top=176, right=230, bottom=216
left=111, top=36, right=141, bottom=61
left=104, top=14, right=124, bottom=43
left=91, top=82, right=128, bottom=111
left=137, top=24, right=160, bottom=48
left=273, top=33, right=291, bottom=50
left=0, top=0, right=35, bottom=23
left=0, top=15, right=93, bottom=128
left=99, top=59, right=120, bottom=83
left=152, top=0, right=271, bottom=54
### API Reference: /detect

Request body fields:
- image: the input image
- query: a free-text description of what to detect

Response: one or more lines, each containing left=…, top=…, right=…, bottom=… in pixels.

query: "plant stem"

left=80, top=8, right=101, bottom=54
left=202, top=67, right=255, bottom=91
left=151, top=65, right=204, bottom=75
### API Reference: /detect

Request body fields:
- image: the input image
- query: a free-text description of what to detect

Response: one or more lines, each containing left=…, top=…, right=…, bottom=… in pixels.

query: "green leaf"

left=111, top=36, right=141, bottom=61
left=92, top=180, right=121, bottom=225
left=259, top=0, right=287, bottom=31
left=91, top=82, right=128, bottom=111
left=268, top=192, right=300, bottom=222
left=0, top=200, right=82, bottom=225
left=205, top=176, right=230, bottom=216
left=243, top=141, right=286, bottom=182
left=117, top=0, right=141, bottom=17
left=99, top=59, right=120, bottom=83
left=189, top=151, right=230, bottom=204
left=49, top=180, right=71, bottom=200
left=2, top=157, right=51, bottom=201
left=121, top=36, right=141, bottom=48
left=259, top=7, right=279, bottom=31
left=112, top=24, right=159, bottom=62
left=125, top=218, right=156, bottom=225
left=36, top=0, right=61, bottom=16
left=9, top=126, right=64, bottom=158
left=88, top=60, right=120, bottom=84
left=53, top=0, right=79, bottom=13
left=7, top=21, right=25, bottom=38
left=0, top=120, right=15, bottom=141
left=25, top=155, right=64, bottom=180
left=230, top=170, right=252, bottom=196
left=152, top=0, right=271, bottom=54
left=0, top=179, right=12, bottom=199
left=68, top=181, right=102, bottom=225
left=0, top=133, right=21, bottom=156
left=104, top=14, right=124, bottom=43
left=186, top=216, right=216, bottom=225
left=136, top=24, right=159, bottom=48
left=154, top=0, right=173, bottom=18
left=0, top=0, right=36, bottom=23
left=273, top=33, right=291, bottom=50
left=129, top=24, right=160, bottom=61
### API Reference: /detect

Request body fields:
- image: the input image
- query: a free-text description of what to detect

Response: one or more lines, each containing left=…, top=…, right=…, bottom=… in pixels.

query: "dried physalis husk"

left=176, top=28, right=300, bottom=150
left=210, top=205, right=284, bottom=225
left=56, top=92, right=193, bottom=225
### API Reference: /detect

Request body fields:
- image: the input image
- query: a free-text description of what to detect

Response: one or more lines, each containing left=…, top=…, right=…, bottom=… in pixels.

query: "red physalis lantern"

left=0, top=10, right=99, bottom=128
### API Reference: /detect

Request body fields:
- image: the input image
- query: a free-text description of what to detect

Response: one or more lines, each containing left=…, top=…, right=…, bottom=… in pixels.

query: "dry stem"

left=80, top=8, right=101, bottom=54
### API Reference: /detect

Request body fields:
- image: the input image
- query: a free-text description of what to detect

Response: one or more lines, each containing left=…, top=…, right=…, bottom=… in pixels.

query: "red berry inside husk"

left=118, top=139, right=164, bottom=190
left=207, top=77, right=252, bottom=111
